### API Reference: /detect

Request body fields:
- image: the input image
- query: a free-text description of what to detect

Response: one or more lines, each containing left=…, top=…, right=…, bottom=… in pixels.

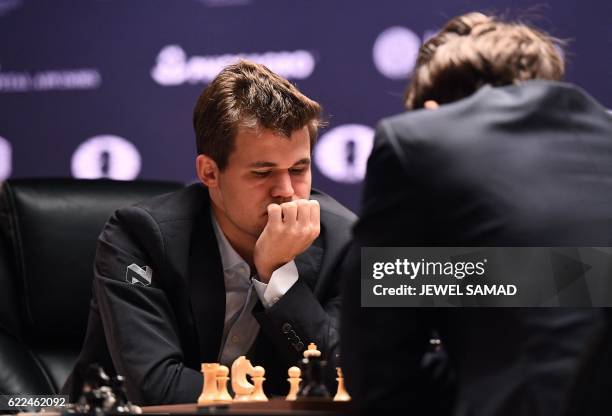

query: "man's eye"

left=290, top=168, right=307, bottom=175
left=252, top=171, right=271, bottom=177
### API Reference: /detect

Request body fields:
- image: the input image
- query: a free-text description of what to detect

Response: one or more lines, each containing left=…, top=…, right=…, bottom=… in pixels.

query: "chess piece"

left=304, top=342, right=321, bottom=358
left=75, top=363, right=112, bottom=414
left=298, top=343, right=330, bottom=399
left=333, top=367, right=351, bottom=401
left=198, top=363, right=220, bottom=404
left=87, top=388, right=108, bottom=416
left=215, top=365, right=232, bottom=402
left=84, top=363, right=111, bottom=391
left=109, top=375, right=129, bottom=413
left=99, top=385, right=116, bottom=412
left=286, top=366, right=301, bottom=401
left=249, top=366, right=268, bottom=401
left=231, top=356, right=255, bottom=401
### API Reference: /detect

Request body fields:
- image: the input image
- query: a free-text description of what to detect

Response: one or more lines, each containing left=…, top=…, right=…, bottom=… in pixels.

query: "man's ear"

left=196, top=154, right=220, bottom=188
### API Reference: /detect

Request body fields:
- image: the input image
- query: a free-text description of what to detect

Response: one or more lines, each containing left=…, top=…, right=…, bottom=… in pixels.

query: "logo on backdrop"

left=372, top=26, right=421, bottom=80
left=151, top=45, right=316, bottom=86
left=313, top=124, right=375, bottom=184
left=0, top=63, right=101, bottom=93
left=0, top=136, right=11, bottom=180
left=126, top=263, right=153, bottom=286
left=0, top=0, right=22, bottom=17
left=71, top=135, right=141, bottom=180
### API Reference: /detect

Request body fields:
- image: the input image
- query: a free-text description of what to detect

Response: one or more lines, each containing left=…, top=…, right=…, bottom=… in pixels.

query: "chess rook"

left=198, top=363, right=220, bottom=404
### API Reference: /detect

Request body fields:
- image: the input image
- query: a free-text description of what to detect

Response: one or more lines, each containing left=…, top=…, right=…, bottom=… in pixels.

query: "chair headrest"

left=0, top=179, right=183, bottom=345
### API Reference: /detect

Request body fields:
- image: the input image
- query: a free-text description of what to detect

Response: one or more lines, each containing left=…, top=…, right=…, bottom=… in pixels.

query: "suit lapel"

left=188, top=199, right=226, bottom=363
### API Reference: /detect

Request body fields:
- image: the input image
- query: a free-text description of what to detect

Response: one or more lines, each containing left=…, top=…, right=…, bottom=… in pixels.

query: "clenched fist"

left=253, top=199, right=320, bottom=282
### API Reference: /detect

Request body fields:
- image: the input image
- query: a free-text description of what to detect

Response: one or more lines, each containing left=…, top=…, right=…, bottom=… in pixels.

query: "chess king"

left=63, top=60, right=356, bottom=405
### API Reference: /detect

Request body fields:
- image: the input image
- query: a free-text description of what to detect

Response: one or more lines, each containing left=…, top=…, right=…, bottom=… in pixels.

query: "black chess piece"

left=297, top=355, right=330, bottom=399
left=108, top=375, right=143, bottom=414
left=109, top=375, right=129, bottom=413
left=67, top=363, right=116, bottom=415
left=85, top=363, right=111, bottom=390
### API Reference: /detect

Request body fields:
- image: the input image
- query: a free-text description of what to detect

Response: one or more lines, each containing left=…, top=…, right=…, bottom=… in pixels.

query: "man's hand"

left=253, top=199, right=320, bottom=283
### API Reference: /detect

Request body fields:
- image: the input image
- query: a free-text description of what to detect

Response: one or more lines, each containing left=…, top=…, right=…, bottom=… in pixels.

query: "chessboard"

left=64, top=343, right=351, bottom=415
left=142, top=398, right=352, bottom=415
left=140, top=343, right=353, bottom=415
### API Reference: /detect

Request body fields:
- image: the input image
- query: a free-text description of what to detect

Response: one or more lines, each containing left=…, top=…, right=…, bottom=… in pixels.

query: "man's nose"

left=270, top=171, right=295, bottom=199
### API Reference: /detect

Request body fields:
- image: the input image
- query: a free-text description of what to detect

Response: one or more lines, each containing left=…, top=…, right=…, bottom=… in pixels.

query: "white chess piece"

left=303, top=342, right=321, bottom=358
left=333, top=367, right=351, bottom=401
left=215, top=365, right=232, bottom=402
left=198, top=363, right=220, bottom=404
left=231, top=356, right=255, bottom=401
left=249, top=366, right=268, bottom=401
left=285, top=366, right=301, bottom=401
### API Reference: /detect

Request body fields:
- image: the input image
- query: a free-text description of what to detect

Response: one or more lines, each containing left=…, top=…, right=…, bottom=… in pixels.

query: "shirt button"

left=231, top=335, right=240, bottom=343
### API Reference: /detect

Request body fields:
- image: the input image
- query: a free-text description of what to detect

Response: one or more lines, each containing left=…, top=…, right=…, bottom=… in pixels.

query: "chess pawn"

left=231, top=356, right=255, bottom=401
left=249, top=366, right=268, bottom=401
left=215, top=365, right=232, bottom=402
left=198, top=363, right=220, bottom=404
left=333, top=367, right=351, bottom=401
left=285, top=366, right=301, bottom=401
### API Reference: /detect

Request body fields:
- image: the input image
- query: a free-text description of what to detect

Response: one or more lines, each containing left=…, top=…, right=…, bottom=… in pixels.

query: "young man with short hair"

left=65, top=60, right=356, bottom=405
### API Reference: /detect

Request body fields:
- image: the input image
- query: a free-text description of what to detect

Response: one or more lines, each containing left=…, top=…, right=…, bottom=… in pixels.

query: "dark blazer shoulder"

left=382, top=80, right=611, bottom=145
left=100, top=184, right=208, bottom=274
left=128, top=183, right=207, bottom=223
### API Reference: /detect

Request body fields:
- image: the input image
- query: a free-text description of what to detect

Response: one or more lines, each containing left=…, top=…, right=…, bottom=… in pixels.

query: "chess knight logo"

left=126, top=263, right=153, bottom=286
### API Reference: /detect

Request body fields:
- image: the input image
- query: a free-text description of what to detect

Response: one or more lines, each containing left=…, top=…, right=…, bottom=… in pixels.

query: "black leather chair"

left=0, top=179, right=183, bottom=400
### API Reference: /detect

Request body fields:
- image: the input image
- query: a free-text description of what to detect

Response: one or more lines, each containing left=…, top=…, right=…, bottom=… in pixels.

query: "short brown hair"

left=405, top=12, right=565, bottom=110
left=193, top=60, right=322, bottom=170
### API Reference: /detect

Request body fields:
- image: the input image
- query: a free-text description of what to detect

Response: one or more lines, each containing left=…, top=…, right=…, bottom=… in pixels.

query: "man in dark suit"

left=64, top=60, right=356, bottom=405
left=341, top=12, right=612, bottom=415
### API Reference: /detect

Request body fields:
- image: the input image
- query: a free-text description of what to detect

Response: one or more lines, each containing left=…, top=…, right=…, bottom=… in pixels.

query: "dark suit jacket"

left=341, top=81, right=612, bottom=415
left=63, top=183, right=356, bottom=405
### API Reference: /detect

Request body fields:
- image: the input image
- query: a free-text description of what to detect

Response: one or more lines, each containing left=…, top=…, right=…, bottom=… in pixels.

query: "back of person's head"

left=404, top=12, right=565, bottom=110
left=193, top=59, right=322, bottom=170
